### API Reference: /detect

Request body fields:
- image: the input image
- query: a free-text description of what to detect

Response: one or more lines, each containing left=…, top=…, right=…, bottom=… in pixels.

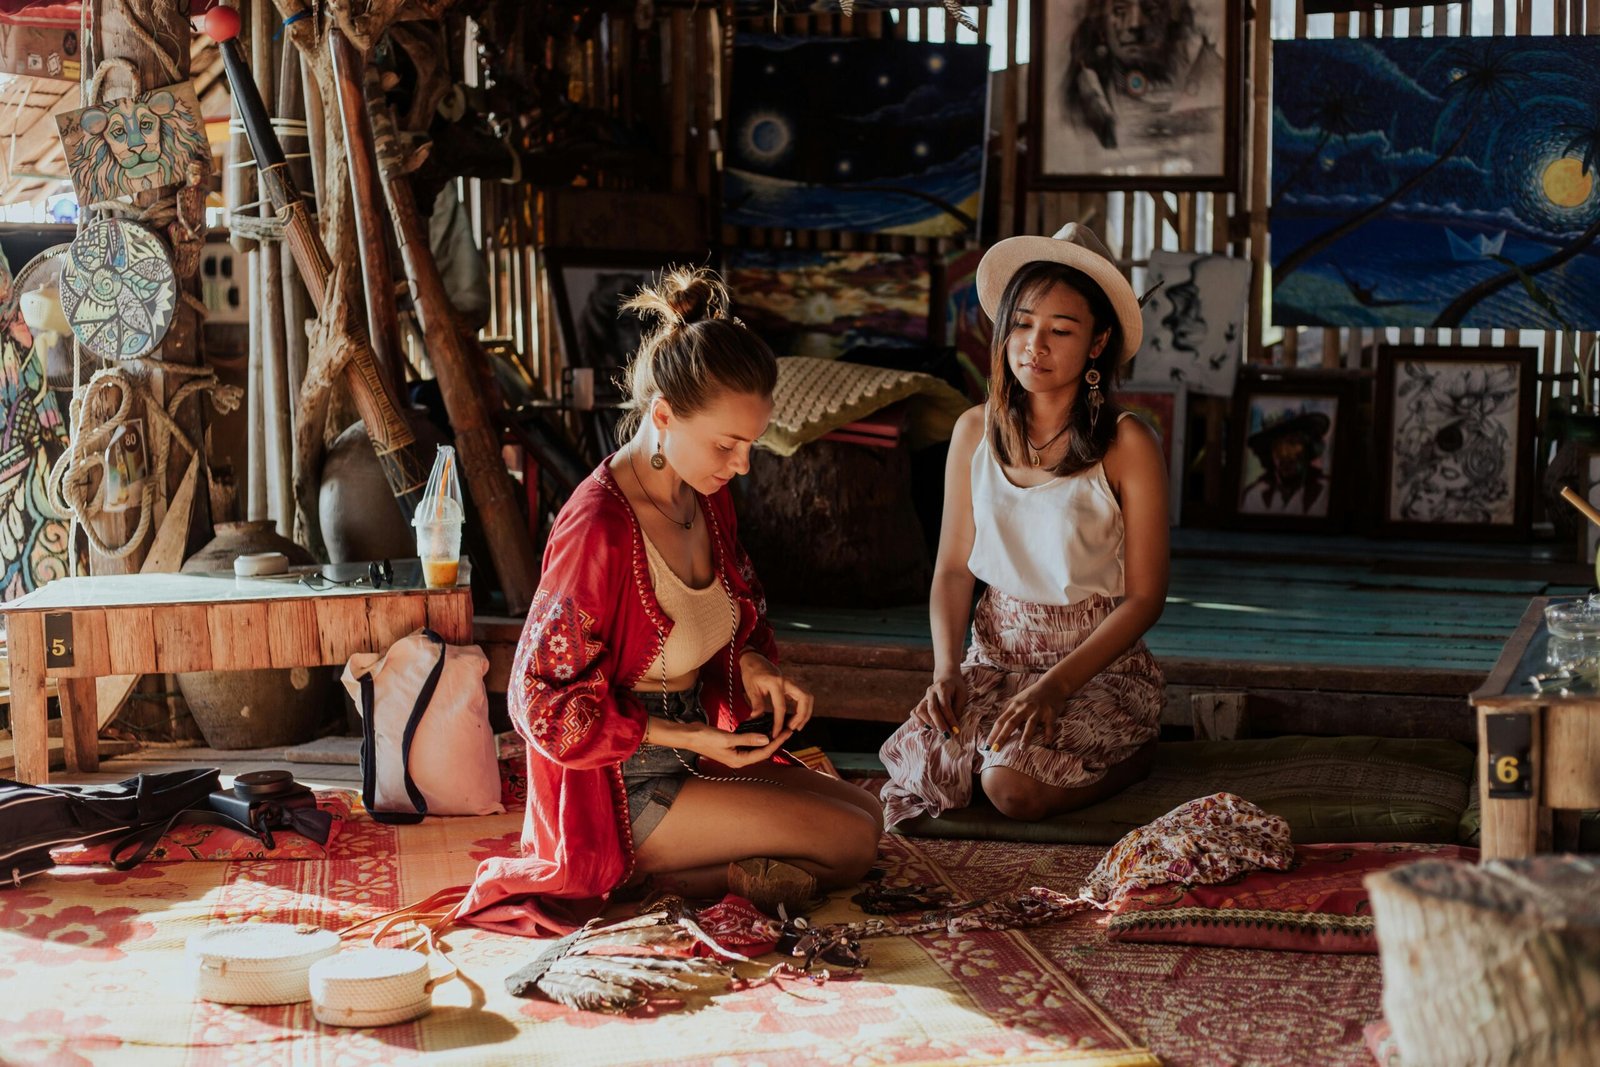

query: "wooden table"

left=1471, top=596, right=1600, bottom=859
left=0, top=561, right=472, bottom=784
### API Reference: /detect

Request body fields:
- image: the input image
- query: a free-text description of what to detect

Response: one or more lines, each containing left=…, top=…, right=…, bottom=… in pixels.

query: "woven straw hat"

left=975, top=222, right=1142, bottom=363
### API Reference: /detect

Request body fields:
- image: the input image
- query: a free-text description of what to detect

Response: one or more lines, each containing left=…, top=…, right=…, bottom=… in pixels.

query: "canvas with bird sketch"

left=1132, top=251, right=1251, bottom=398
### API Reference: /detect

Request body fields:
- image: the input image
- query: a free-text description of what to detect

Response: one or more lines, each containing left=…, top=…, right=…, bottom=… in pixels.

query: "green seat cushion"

left=891, top=735, right=1475, bottom=846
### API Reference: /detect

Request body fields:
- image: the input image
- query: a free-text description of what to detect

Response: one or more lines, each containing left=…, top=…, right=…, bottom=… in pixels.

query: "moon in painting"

left=1542, top=156, right=1594, bottom=208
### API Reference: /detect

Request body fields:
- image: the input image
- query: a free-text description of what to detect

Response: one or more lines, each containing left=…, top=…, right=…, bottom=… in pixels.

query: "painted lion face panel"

left=58, top=82, right=212, bottom=204
left=80, top=92, right=174, bottom=180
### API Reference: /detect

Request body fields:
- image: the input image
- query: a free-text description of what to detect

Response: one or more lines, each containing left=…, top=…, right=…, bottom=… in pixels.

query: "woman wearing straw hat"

left=879, top=224, right=1169, bottom=826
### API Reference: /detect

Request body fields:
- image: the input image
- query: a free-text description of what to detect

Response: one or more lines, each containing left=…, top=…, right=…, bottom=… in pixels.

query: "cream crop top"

left=966, top=413, right=1129, bottom=606
left=639, top=533, right=738, bottom=684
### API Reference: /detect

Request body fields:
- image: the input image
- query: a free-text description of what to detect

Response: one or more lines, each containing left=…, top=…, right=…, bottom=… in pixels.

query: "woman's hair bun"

left=623, top=265, right=729, bottom=329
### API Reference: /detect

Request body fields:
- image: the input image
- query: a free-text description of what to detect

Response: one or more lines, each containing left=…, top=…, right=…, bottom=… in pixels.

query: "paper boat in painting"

left=1446, top=228, right=1507, bottom=262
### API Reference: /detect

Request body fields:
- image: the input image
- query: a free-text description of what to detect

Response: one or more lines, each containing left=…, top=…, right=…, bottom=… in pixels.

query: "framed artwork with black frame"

left=1374, top=345, right=1536, bottom=540
left=1030, top=0, right=1243, bottom=191
left=543, top=249, right=704, bottom=465
left=1117, top=382, right=1188, bottom=525
left=1226, top=369, right=1357, bottom=533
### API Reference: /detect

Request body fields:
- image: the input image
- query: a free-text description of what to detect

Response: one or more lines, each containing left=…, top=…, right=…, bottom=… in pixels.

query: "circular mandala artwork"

left=60, top=218, right=176, bottom=360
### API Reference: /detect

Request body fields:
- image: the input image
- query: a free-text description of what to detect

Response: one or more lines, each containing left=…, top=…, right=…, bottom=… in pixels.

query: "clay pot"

left=175, top=521, right=334, bottom=749
left=318, top=421, right=417, bottom=565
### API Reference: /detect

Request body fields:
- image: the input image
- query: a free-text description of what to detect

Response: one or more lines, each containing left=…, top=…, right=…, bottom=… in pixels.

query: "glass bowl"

left=1545, top=595, right=1600, bottom=641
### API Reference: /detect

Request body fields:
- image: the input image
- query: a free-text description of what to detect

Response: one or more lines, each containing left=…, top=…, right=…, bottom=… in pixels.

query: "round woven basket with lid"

left=309, top=947, right=437, bottom=1027
left=188, top=924, right=341, bottom=1005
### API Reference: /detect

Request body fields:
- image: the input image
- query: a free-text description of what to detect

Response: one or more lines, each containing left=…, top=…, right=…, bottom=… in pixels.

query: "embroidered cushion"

left=1106, top=842, right=1477, bottom=953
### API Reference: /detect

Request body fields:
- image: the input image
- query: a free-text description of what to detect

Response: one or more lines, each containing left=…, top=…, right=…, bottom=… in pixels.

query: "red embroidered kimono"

left=453, top=462, right=779, bottom=936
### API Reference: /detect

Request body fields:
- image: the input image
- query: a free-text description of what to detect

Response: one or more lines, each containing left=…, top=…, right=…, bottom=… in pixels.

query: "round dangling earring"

left=1084, top=366, right=1104, bottom=435
left=650, top=437, right=666, bottom=470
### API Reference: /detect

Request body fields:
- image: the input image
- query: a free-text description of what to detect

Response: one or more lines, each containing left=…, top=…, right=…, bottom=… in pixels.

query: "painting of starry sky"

left=1273, top=37, right=1600, bottom=330
left=725, top=35, right=989, bottom=238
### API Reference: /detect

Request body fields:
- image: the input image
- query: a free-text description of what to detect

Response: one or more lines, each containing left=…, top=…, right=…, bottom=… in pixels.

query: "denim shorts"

left=623, top=687, right=705, bottom=846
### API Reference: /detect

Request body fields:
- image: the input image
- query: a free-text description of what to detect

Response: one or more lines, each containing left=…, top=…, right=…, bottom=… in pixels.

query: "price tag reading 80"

left=1485, top=712, right=1534, bottom=799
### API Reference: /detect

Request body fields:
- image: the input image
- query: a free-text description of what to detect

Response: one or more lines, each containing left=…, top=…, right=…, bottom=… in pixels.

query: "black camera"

left=208, top=769, right=326, bottom=849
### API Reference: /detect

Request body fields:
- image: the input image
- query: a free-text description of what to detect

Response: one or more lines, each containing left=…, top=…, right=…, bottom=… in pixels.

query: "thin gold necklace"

left=1025, top=420, right=1071, bottom=467
left=628, top=446, right=695, bottom=530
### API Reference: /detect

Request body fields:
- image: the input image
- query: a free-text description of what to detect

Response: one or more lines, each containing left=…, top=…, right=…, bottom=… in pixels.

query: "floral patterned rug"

left=0, top=796, right=1158, bottom=1067
left=901, top=836, right=1385, bottom=1067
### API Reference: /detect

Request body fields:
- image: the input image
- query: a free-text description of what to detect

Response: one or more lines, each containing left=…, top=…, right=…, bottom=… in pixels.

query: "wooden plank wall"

left=474, top=0, right=1594, bottom=523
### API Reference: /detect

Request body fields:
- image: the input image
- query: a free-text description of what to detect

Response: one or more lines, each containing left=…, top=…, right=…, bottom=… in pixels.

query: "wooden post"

left=5, top=613, right=48, bottom=784
left=327, top=30, right=408, bottom=405
left=364, top=75, right=540, bottom=613
left=89, top=0, right=208, bottom=574
left=1477, top=706, right=1546, bottom=859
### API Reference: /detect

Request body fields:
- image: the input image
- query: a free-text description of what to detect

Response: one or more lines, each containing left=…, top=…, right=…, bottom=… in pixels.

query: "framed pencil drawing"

left=1031, top=0, right=1243, bottom=190
left=1374, top=345, right=1536, bottom=540
left=1227, top=370, right=1357, bottom=533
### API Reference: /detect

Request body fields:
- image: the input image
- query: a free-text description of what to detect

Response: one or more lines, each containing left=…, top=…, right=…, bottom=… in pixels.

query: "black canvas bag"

left=0, top=768, right=223, bottom=884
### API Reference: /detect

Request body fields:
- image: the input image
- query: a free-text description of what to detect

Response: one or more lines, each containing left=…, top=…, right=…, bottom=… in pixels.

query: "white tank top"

left=639, top=533, right=738, bottom=683
left=966, top=414, right=1128, bottom=606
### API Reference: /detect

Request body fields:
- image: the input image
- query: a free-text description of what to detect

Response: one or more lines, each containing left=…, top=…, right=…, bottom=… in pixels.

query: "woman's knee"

left=818, top=807, right=880, bottom=883
left=852, top=784, right=886, bottom=833
left=982, top=773, right=1055, bottom=821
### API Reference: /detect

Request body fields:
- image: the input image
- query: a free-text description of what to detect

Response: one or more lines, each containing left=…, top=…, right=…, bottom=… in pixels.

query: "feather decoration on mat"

left=505, top=904, right=749, bottom=1014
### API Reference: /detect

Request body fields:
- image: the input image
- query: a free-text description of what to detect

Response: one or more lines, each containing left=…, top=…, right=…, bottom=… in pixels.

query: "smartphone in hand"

left=733, top=713, right=776, bottom=738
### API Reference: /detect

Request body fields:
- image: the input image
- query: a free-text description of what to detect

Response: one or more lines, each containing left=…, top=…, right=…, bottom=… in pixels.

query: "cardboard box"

left=0, top=9, right=82, bottom=83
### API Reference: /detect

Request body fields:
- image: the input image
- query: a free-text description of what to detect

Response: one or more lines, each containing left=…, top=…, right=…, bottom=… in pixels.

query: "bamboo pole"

left=365, top=73, right=540, bottom=613
left=247, top=245, right=267, bottom=520
left=327, top=30, right=408, bottom=406
left=254, top=0, right=293, bottom=536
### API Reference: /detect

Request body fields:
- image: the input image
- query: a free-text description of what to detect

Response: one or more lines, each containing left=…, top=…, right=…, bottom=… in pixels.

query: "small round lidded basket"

left=188, top=924, right=341, bottom=1005
left=309, top=947, right=440, bottom=1027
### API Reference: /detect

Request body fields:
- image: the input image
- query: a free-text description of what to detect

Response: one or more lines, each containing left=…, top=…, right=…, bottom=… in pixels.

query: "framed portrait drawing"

left=1375, top=346, right=1536, bottom=540
left=1031, top=0, right=1243, bottom=191
left=1227, top=370, right=1356, bottom=532
left=1118, top=382, right=1188, bottom=524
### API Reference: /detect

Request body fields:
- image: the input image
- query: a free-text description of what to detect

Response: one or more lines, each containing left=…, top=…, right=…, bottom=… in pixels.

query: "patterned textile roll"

left=878, top=587, right=1164, bottom=827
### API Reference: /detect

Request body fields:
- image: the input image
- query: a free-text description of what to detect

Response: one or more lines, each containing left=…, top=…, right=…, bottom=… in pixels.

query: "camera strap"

left=359, top=629, right=447, bottom=825
left=108, top=807, right=261, bottom=870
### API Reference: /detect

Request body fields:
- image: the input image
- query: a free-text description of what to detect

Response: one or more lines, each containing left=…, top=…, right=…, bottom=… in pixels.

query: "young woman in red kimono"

left=456, top=268, right=882, bottom=936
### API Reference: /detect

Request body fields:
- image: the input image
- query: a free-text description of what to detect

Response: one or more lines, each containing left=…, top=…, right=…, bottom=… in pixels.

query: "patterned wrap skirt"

left=878, top=588, right=1166, bottom=827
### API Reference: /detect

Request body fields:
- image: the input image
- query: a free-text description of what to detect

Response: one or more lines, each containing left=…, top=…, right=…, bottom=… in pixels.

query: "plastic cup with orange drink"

left=415, top=445, right=464, bottom=589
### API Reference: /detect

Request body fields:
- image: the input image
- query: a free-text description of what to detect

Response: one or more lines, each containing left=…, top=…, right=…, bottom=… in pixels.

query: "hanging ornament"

left=60, top=218, right=177, bottom=361
left=55, top=81, right=212, bottom=206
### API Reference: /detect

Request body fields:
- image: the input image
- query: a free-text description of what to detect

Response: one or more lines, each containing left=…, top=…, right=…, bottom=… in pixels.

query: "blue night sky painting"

left=1272, top=37, right=1600, bottom=331
left=724, top=35, right=989, bottom=238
